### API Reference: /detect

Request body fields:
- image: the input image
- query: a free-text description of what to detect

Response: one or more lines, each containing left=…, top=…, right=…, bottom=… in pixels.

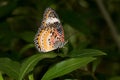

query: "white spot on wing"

left=46, top=18, right=60, bottom=24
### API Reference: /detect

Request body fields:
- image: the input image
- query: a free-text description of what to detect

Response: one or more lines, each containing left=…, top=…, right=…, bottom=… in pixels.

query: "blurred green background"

left=0, top=0, right=120, bottom=80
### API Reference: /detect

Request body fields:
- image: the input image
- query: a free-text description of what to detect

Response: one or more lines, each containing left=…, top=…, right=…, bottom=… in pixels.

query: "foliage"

left=0, top=0, right=120, bottom=80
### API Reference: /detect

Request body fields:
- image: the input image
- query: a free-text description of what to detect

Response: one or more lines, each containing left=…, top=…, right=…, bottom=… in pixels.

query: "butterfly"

left=34, top=7, right=67, bottom=52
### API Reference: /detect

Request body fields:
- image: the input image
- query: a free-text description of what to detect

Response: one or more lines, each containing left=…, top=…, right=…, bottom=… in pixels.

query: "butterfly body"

left=34, top=8, right=66, bottom=52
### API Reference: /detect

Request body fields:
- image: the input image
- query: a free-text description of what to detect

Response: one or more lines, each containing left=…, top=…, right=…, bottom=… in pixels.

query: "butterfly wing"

left=34, top=8, right=65, bottom=52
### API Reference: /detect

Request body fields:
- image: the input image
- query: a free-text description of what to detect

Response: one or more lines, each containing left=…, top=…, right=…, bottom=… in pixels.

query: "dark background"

left=0, top=0, right=120, bottom=80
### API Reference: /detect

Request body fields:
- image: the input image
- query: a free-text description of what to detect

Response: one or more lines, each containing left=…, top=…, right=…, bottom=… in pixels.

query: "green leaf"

left=19, top=44, right=34, bottom=54
left=69, top=49, right=106, bottom=57
left=42, top=57, right=96, bottom=80
left=109, top=76, right=120, bottom=80
left=28, top=74, right=34, bottom=80
left=92, top=59, right=101, bottom=73
left=0, top=58, right=20, bottom=79
left=0, top=72, right=4, bottom=80
left=18, top=53, right=57, bottom=80
left=19, top=31, right=35, bottom=42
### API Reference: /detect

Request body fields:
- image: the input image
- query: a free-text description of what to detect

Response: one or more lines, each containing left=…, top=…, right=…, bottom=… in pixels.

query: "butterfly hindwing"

left=34, top=7, right=66, bottom=52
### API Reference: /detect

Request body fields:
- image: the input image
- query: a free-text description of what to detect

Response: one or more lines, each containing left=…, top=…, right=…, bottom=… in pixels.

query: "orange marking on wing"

left=37, top=29, right=54, bottom=51
left=37, top=30, right=43, bottom=49
left=46, top=10, right=51, bottom=19
left=43, top=11, right=51, bottom=27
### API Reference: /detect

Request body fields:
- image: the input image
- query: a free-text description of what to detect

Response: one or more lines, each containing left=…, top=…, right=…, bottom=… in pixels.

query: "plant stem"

left=95, top=0, right=120, bottom=51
